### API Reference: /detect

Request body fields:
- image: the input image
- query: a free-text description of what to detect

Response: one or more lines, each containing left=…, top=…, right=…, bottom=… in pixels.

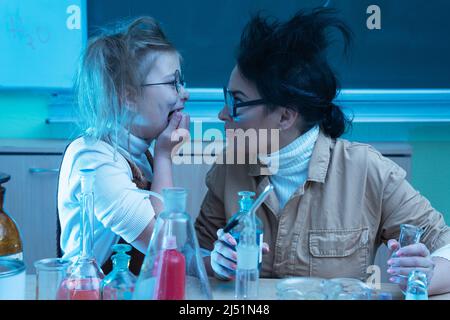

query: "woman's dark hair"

left=237, top=8, right=353, bottom=138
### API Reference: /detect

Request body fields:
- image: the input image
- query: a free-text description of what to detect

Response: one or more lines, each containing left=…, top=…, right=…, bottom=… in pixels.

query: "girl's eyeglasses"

left=142, top=69, right=186, bottom=93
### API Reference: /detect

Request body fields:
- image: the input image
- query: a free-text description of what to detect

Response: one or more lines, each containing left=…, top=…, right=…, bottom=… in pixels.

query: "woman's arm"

left=386, top=240, right=450, bottom=296
left=377, top=158, right=450, bottom=294
left=430, top=257, right=450, bottom=295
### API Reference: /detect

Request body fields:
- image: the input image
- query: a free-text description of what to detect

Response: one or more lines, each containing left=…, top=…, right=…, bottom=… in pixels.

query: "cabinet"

left=0, top=153, right=63, bottom=272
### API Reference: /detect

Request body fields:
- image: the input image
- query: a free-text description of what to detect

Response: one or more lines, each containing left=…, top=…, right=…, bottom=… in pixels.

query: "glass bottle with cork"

left=0, top=172, right=23, bottom=260
left=224, top=191, right=264, bottom=269
left=101, top=244, right=136, bottom=300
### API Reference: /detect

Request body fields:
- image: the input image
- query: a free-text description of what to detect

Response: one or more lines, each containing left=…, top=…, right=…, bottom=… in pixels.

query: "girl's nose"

left=179, top=86, right=190, bottom=102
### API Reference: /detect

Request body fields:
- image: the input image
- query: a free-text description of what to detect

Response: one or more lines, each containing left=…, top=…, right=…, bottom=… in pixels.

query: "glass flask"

left=133, top=188, right=212, bottom=300
left=276, top=277, right=339, bottom=300
left=101, top=244, right=136, bottom=300
left=225, top=191, right=264, bottom=269
left=0, top=173, right=23, bottom=260
left=328, top=278, right=372, bottom=300
left=391, top=223, right=424, bottom=288
left=60, top=169, right=105, bottom=300
left=405, top=270, right=428, bottom=300
left=392, top=224, right=423, bottom=258
left=235, top=207, right=259, bottom=300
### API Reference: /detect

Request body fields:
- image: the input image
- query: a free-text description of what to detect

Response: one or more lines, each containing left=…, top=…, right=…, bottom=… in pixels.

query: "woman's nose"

left=218, top=105, right=232, bottom=122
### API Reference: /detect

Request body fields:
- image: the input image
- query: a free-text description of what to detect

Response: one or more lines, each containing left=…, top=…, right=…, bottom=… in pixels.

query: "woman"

left=58, top=17, right=190, bottom=274
left=194, top=8, right=450, bottom=295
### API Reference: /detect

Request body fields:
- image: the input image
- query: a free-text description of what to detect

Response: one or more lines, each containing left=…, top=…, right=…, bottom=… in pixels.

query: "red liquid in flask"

left=154, top=236, right=186, bottom=300
left=58, top=278, right=101, bottom=300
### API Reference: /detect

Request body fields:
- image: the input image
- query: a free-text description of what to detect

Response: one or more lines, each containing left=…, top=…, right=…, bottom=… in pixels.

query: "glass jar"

left=0, top=173, right=23, bottom=260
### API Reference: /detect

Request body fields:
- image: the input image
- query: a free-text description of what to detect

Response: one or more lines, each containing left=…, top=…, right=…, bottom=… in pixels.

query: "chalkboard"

left=0, top=0, right=87, bottom=90
left=88, top=0, right=450, bottom=89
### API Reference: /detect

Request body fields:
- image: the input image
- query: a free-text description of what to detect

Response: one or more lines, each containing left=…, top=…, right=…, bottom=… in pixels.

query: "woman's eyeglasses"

left=223, top=87, right=266, bottom=119
left=141, top=69, right=186, bottom=93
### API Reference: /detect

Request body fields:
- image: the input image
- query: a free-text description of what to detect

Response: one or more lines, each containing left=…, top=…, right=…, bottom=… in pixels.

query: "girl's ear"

left=123, top=86, right=139, bottom=112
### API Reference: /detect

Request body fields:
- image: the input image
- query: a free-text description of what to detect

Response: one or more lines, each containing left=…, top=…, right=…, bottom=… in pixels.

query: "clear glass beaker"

left=133, top=188, right=212, bottom=300
left=398, top=224, right=423, bottom=248
left=391, top=223, right=424, bottom=286
left=34, top=258, right=71, bottom=300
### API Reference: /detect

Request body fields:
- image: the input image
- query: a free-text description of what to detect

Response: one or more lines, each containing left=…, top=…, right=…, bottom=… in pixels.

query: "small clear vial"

left=235, top=245, right=259, bottom=300
left=235, top=213, right=259, bottom=300
left=405, top=270, right=428, bottom=300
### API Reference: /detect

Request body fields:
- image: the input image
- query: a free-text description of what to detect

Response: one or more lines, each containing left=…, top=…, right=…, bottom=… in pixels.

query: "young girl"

left=58, top=17, right=190, bottom=274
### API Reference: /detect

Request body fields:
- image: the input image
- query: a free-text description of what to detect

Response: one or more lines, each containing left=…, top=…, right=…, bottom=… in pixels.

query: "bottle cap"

left=111, top=244, right=132, bottom=269
left=238, top=191, right=255, bottom=211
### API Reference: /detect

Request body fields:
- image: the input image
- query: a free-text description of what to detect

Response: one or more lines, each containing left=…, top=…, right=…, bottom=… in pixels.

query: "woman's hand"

left=211, top=228, right=269, bottom=281
left=387, top=239, right=436, bottom=291
left=154, top=111, right=190, bottom=159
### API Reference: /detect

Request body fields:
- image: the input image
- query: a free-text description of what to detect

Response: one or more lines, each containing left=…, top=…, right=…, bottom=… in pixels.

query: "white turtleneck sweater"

left=260, top=125, right=320, bottom=210
left=58, top=129, right=154, bottom=266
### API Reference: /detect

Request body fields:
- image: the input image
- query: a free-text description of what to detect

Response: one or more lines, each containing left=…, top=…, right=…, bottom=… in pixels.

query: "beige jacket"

left=194, top=130, right=450, bottom=280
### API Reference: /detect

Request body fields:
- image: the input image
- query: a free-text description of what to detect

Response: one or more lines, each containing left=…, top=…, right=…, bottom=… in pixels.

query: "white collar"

left=115, top=127, right=152, bottom=161
left=259, top=125, right=319, bottom=175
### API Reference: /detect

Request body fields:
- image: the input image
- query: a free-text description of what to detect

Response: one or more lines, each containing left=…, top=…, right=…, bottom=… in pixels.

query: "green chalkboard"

left=88, top=0, right=450, bottom=89
left=0, top=0, right=87, bottom=90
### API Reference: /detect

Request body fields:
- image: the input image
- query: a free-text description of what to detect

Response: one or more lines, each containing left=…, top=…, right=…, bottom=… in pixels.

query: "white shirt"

left=58, top=129, right=155, bottom=266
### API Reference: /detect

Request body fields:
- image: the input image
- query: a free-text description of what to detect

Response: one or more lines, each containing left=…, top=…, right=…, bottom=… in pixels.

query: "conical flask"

left=60, top=169, right=105, bottom=300
left=133, top=188, right=212, bottom=300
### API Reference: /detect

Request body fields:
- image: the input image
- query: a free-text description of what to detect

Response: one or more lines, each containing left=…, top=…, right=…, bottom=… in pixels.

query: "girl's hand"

left=387, top=239, right=436, bottom=290
left=154, top=111, right=190, bottom=159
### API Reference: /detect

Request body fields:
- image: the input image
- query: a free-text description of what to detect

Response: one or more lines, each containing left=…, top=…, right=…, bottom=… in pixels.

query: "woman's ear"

left=278, top=107, right=299, bottom=131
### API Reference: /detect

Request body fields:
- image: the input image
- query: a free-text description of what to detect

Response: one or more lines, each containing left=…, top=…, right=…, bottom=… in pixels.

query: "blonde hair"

left=75, top=16, right=179, bottom=144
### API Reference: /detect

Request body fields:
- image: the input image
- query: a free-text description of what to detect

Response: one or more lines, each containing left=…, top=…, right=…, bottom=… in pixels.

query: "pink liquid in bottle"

left=154, top=236, right=186, bottom=300
left=60, top=278, right=101, bottom=300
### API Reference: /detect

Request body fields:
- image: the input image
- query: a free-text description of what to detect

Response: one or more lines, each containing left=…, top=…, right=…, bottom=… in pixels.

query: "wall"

left=0, top=92, right=78, bottom=140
